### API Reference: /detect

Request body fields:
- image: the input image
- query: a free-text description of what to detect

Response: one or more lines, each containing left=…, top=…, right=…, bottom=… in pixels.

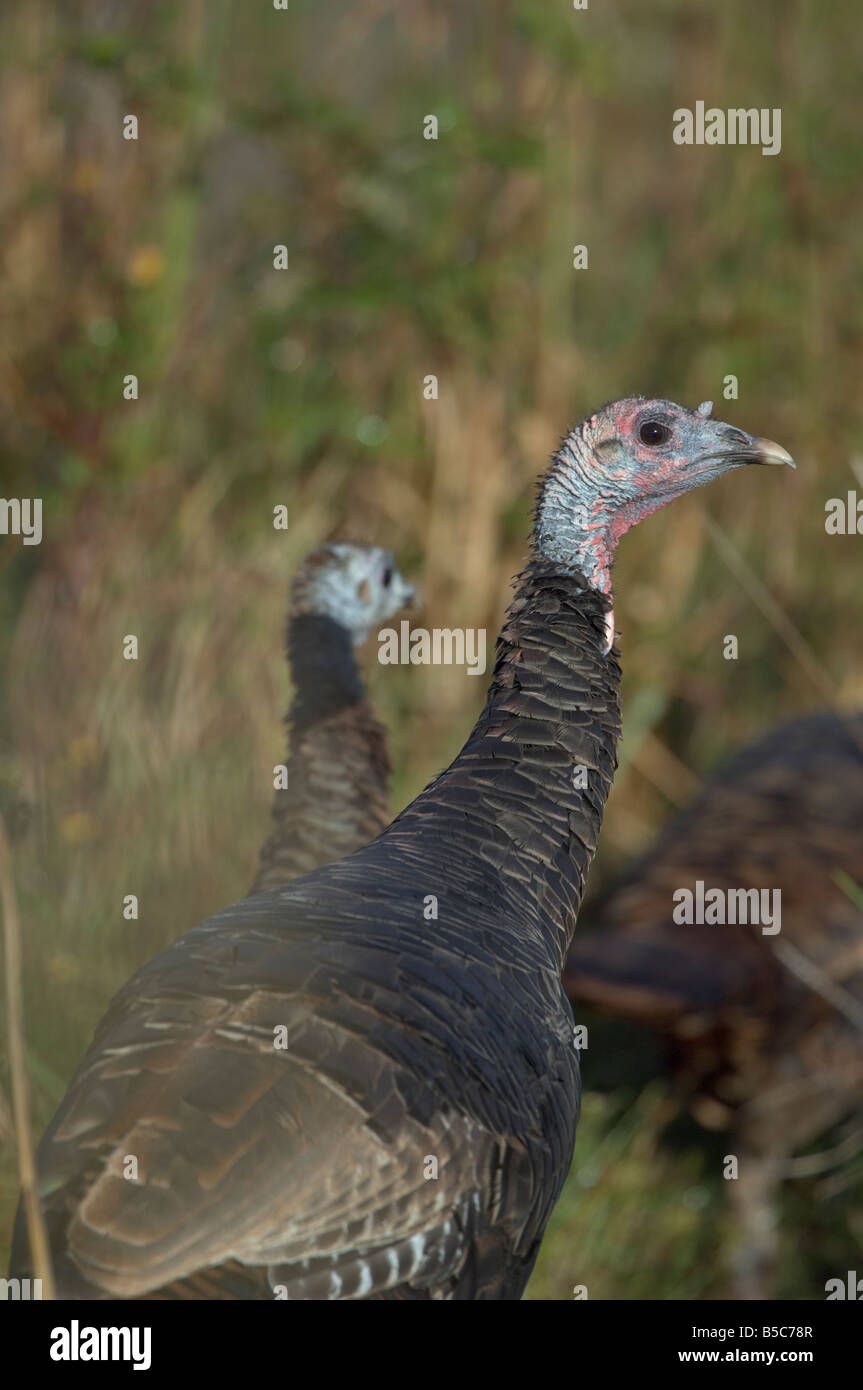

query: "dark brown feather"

left=252, top=701, right=390, bottom=891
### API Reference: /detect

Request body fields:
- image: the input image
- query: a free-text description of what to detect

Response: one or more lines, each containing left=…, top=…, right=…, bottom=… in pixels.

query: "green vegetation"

left=1, top=0, right=861, bottom=1298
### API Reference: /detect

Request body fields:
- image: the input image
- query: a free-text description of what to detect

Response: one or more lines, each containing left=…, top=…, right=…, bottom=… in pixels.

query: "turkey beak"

left=751, top=437, right=796, bottom=469
left=712, top=424, right=797, bottom=472
left=677, top=418, right=795, bottom=491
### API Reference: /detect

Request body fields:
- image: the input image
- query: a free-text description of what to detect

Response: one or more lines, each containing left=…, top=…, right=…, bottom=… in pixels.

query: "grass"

left=1, top=0, right=862, bottom=1297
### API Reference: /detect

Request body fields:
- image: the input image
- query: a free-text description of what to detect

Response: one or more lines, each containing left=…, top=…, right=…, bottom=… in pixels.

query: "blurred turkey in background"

left=250, top=542, right=416, bottom=893
left=564, top=711, right=863, bottom=1298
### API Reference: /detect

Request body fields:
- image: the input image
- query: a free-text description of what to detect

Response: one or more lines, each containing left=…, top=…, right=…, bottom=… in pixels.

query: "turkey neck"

left=286, top=613, right=365, bottom=733
left=250, top=611, right=387, bottom=892
left=387, top=560, right=622, bottom=970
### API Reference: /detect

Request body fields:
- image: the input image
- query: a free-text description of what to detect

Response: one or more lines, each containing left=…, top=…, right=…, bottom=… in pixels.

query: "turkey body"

left=10, top=398, right=792, bottom=1299
left=564, top=710, right=863, bottom=1296
left=14, top=567, right=617, bottom=1300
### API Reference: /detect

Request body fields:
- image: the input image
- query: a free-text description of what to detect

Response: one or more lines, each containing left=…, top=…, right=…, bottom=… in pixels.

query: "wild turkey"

left=251, top=542, right=415, bottom=893
left=563, top=710, right=863, bottom=1299
left=10, top=398, right=793, bottom=1300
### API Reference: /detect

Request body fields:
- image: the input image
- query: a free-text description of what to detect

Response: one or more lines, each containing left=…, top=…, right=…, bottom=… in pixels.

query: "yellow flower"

left=71, top=159, right=100, bottom=194
left=128, top=246, right=165, bottom=287
left=60, top=811, right=97, bottom=844
left=66, top=734, right=101, bottom=770
left=47, top=954, right=81, bottom=984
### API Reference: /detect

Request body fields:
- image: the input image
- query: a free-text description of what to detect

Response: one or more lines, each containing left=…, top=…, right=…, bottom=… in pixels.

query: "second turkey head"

left=291, top=543, right=416, bottom=645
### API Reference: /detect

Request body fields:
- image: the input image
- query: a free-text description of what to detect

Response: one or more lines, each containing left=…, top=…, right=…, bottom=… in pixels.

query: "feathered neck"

left=287, top=613, right=365, bottom=733
left=533, top=429, right=663, bottom=649
left=250, top=612, right=389, bottom=893
left=379, top=560, right=621, bottom=970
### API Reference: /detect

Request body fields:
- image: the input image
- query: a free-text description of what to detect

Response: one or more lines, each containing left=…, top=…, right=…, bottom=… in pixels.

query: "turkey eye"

left=639, top=420, right=671, bottom=447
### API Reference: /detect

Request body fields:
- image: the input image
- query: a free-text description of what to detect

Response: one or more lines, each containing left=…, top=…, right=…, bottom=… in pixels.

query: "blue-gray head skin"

left=291, top=543, right=416, bottom=644
left=533, top=397, right=794, bottom=648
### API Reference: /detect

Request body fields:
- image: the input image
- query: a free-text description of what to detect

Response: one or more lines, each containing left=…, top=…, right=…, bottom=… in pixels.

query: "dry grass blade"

left=633, top=730, right=703, bottom=806
left=771, top=936, right=863, bottom=1036
left=835, top=870, right=863, bottom=916
left=0, top=813, right=54, bottom=1298
left=704, top=516, right=837, bottom=707
left=784, top=1125, right=863, bottom=1180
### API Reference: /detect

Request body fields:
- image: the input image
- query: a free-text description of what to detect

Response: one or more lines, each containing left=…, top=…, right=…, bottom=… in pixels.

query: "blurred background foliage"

left=1, top=0, right=862, bottom=1298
